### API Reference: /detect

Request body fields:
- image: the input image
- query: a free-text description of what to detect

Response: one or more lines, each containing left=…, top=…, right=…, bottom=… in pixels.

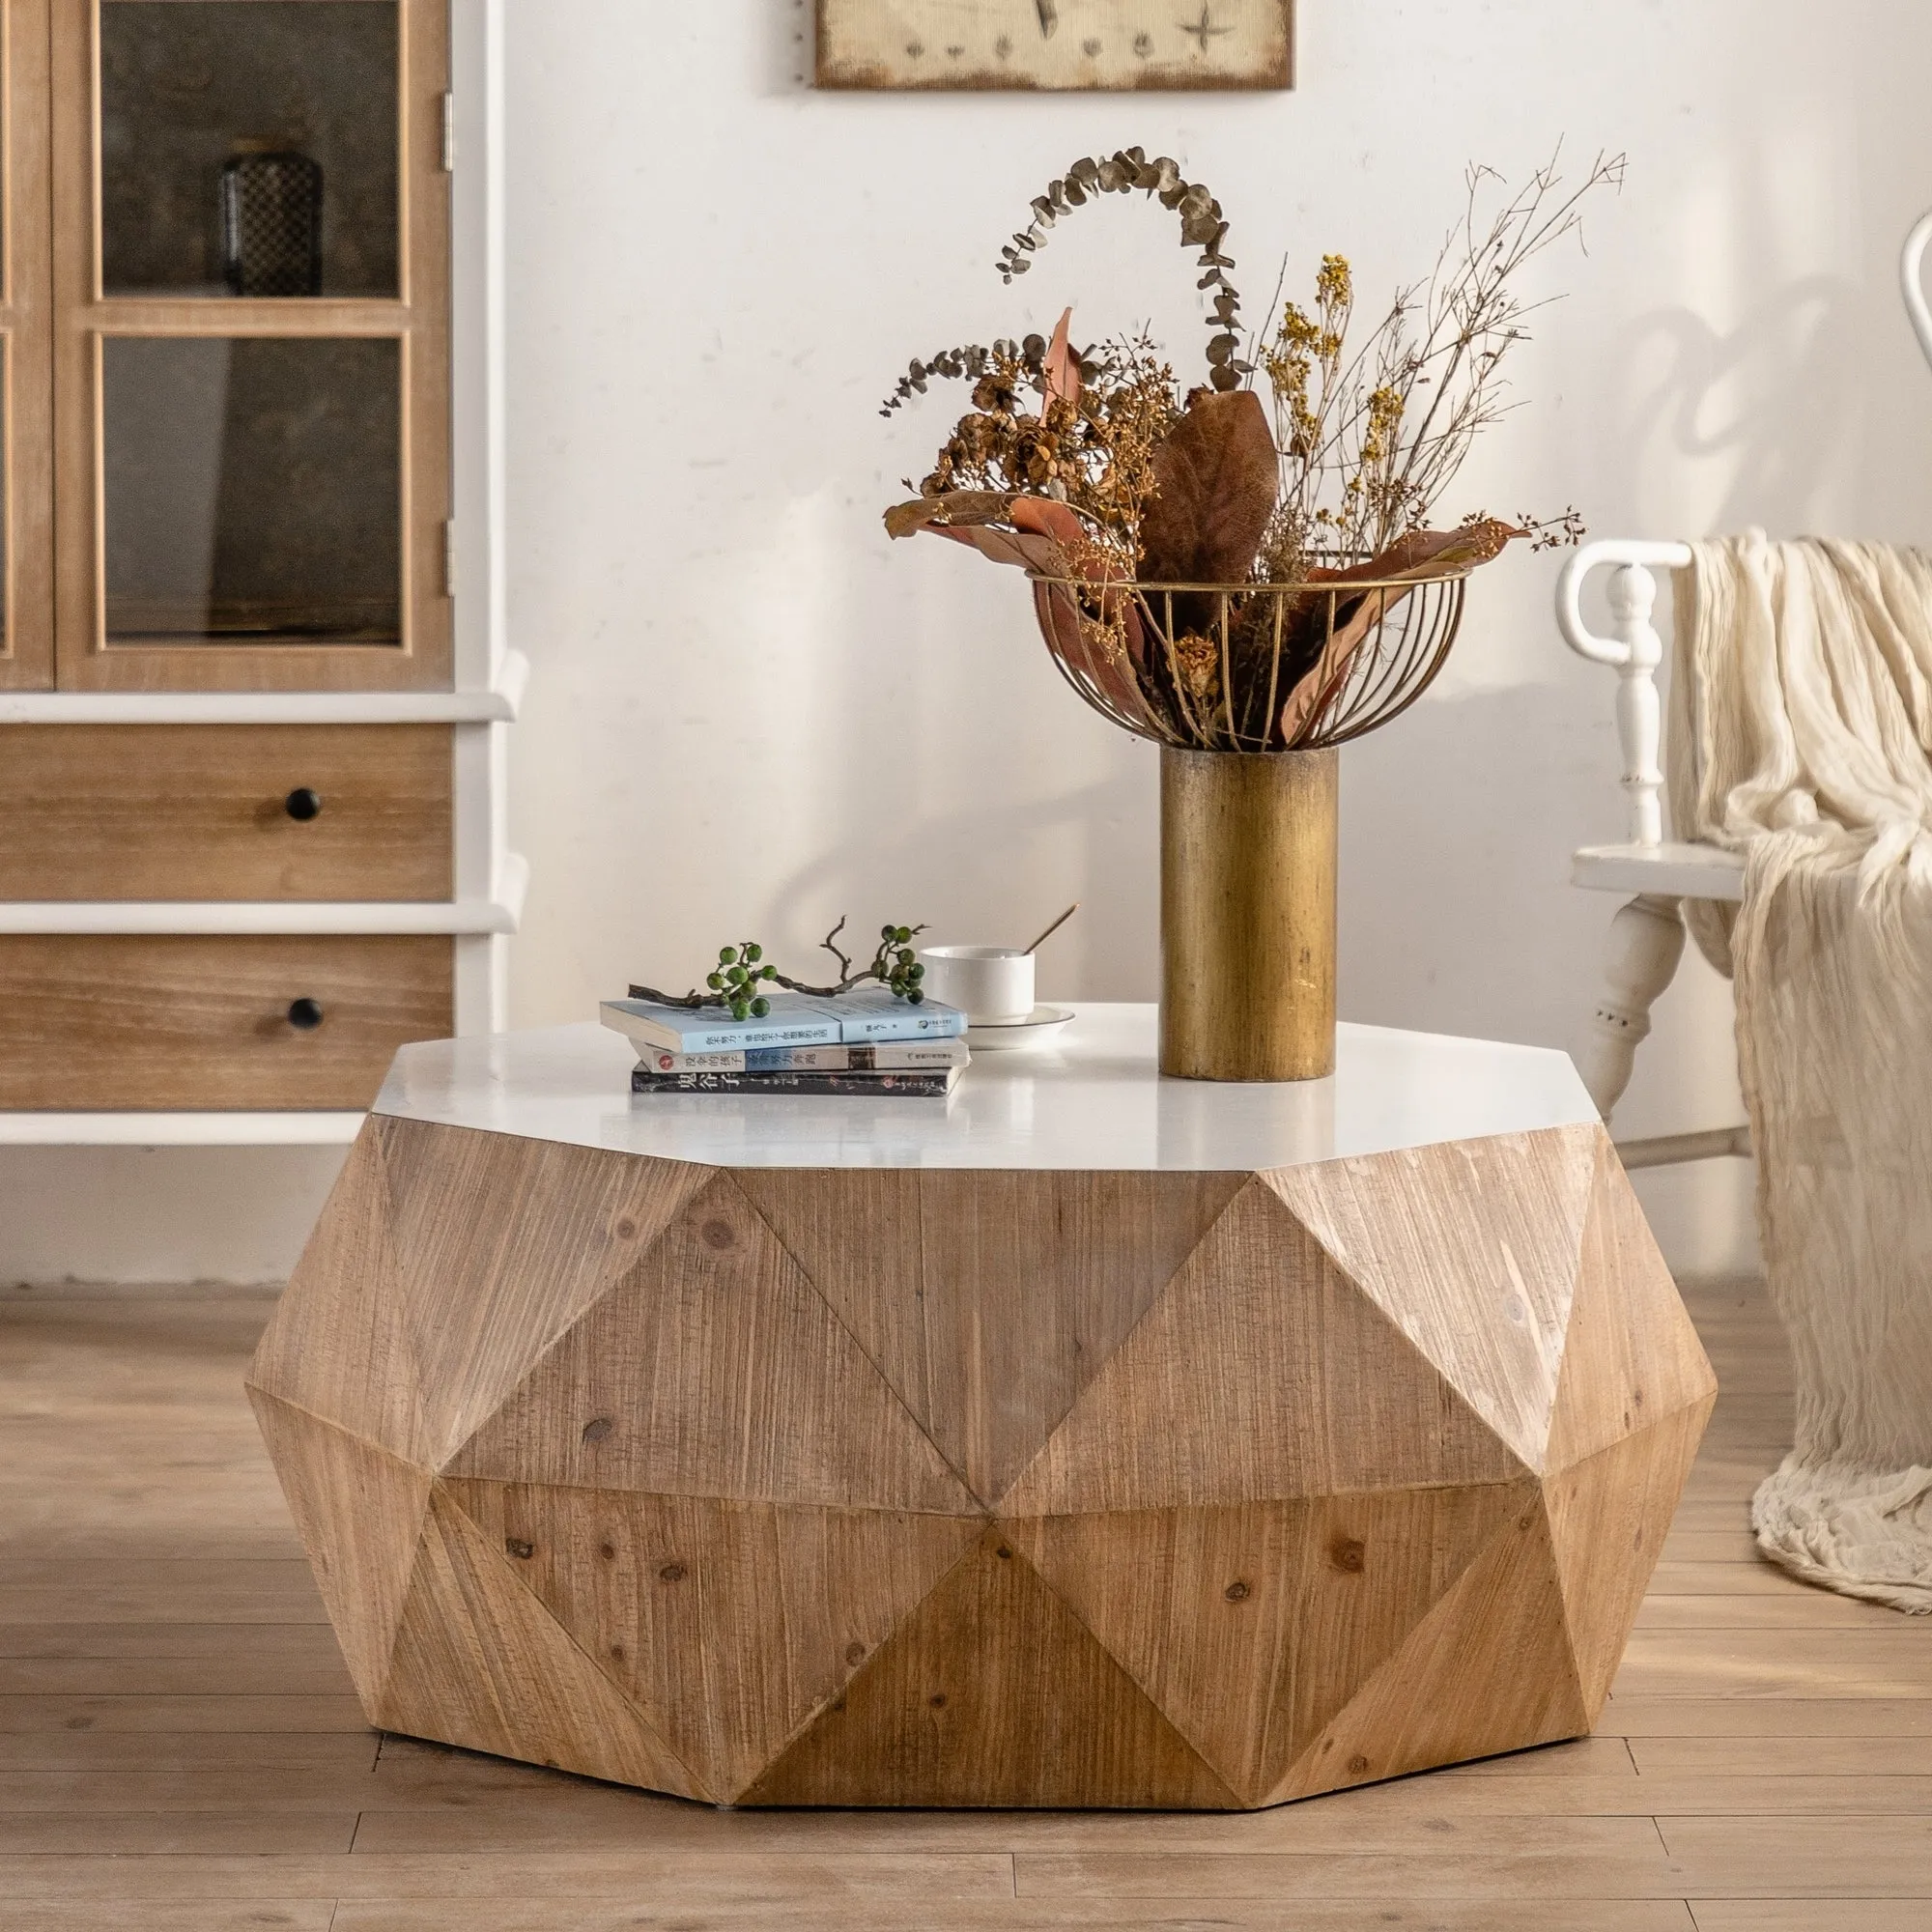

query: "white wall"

left=11, top=0, right=1930, bottom=1282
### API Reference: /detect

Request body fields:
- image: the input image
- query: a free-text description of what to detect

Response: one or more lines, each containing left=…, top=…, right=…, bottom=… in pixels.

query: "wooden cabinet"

left=0, top=934, right=454, bottom=1108
left=0, top=724, right=454, bottom=900
left=0, top=3, right=514, bottom=1125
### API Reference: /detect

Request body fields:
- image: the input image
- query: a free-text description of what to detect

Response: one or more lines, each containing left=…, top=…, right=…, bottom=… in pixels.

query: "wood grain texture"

left=444, top=1481, right=981, bottom=1804
left=1009, top=1482, right=1531, bottom=1806
left=1546, top=1404, right=1716, bottom=1714
left=29, top=1269, right=1932, bottom=1917
left=48, top=0, right=454, bottom=692
left=0, top=933, right=452, bottom=1108
left=1262, top=1125, right=1601, bottom=1470
left=0, top=724, right=452, bottom=899
left=1268, top=1498, right=1590, bottom=1803
left=377, top=1488, right=702, bottom=1802
left=247, top=1127, right=429, bottom=1464
left=445, top=1171, right=975, bottom=1515
left=0, top=0, right=56, bottom=688
left=374, top=1120, right=715, bottom=1467
left=1547, top=1142, right=1719, bottom=1471
left=737, top=1166, right=1246, bottom=1504
left=252, top=1116, right=1714, bottom=1809
left=1160, top=746, right=1337, bottom=1080
left=999, top=1175, right=1529, bottom=1516
left=740, top=1530, right=1242, bottom=1808
left=246, top=1396, right=430, bottom=1714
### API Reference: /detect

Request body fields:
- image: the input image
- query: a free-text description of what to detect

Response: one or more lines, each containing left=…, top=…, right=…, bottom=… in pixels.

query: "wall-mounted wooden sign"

left=814, top=1, right=1294, bottom=92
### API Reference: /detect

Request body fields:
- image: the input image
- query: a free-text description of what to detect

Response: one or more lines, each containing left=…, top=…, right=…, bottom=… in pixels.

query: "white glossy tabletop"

left=373, top=1005, right=1598, bottom=1173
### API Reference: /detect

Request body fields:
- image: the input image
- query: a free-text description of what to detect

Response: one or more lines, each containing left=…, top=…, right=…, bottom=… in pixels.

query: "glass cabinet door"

left=0, top=0, right=55, bottom=691
left=52, top=0, right=450, bottom=691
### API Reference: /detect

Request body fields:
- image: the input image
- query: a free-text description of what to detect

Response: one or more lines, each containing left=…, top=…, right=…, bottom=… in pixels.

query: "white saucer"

left=964, top=1006, right=1075, bottom=1050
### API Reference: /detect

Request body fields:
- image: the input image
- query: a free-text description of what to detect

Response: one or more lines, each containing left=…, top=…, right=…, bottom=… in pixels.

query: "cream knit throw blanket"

left=1669, top=532, right=1932, bottom=1612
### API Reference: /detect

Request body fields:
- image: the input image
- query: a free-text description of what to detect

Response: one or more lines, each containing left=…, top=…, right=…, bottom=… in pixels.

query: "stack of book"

left=601, top=984, right=969, bottom=1096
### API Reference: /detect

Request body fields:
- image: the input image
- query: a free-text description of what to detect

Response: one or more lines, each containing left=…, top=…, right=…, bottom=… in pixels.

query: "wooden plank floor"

left=1, top=1271, right=1927, bottom=1929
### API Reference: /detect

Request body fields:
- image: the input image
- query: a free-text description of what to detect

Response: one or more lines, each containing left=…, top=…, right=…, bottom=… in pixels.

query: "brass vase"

left=1159, top=746, right=1338, bottom=1081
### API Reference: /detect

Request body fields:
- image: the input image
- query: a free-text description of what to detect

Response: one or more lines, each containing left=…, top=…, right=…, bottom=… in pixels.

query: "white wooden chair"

left=1554, top=212, right=1932, bottom=1156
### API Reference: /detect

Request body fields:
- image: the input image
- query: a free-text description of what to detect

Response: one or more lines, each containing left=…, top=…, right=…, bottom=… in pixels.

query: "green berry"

left=706, top=972, right=723, bottom=990
left=751, top=996, right=770, bottom=1018
left=761, top=964, right=777, bottom=980
left=719, top=946, right=735, bottom=965
left=895, top=926, right=912, bottom=943
left=745, top=943, right=762, bottom=963
left=909, top=962, right=924, bottom=980
left=909, top=989, right=925, bottom=1004
left=896, top=949, right=914, bottom=968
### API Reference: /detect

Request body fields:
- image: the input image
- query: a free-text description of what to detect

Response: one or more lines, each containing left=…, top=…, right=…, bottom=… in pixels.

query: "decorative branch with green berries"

left=629, top=916, right=928, bottom=1021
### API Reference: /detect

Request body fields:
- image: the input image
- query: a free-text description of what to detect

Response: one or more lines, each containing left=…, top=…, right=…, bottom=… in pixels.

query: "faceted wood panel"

left=737, top=1167, right=1245, bottom=1504
left=252, top=1116, right=1715, bottom=1809
left=738, top=1530, right=1241, bottom=1809
left=1545, top=1139, right=1719, bottom=1472
left=379, top=1486, right=702, bottom=1801
left=1009, top=1480, right=1529, bottom=1806
left=248, top=1125, right=428, bottom=1464
left=445, top=1480, right=981, bottom=1802
left=1000, top=1178, right=1529, bottom=1517
left=1262, top=1124, right=1601, bottom=1469
left=445, top=1173, right=975, bottom=1514
left=247, top=1391, right=430, bottom=1709
left=1267, top=1498, right=1591, bottom=1804
left=375, top=1118, right=716, bottom=1466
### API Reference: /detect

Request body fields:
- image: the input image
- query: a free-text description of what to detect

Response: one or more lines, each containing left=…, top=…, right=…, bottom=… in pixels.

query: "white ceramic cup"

left=918, top=946, right=1036, bottom=1025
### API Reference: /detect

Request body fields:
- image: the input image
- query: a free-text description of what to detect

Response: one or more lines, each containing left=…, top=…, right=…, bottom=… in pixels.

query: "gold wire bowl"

left=1028, top=566, right=1471, bottom=753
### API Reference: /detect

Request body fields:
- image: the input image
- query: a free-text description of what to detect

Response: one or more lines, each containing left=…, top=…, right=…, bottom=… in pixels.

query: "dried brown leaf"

left=1138, top=388, right=1278, bottom=585
left=1042, top=307, right=1080, bottom=406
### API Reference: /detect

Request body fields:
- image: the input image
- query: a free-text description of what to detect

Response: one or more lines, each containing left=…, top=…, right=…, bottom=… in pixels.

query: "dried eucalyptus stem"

left=630, top=919, right=929, bottom=1019
left=1000, top=148, right=1246, bottom=390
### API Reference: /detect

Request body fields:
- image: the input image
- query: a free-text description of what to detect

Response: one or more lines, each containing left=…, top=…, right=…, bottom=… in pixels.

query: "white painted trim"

left=0, top=651, right=527, bottom=724
left=1572, top=842, right=1745, bottom=901
left=1905, top=211, right=1932, bottom=374
left=0, top=1112, right=363, bottom=1147
left=0, top=889, right=526, bottom=935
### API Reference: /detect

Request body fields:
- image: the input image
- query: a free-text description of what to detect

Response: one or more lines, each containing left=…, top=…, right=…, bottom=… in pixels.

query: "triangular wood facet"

left=444, top=1174, right=977, bottom=1514
left=1544, top=1401, right=1714, bottom=1715
left=1002, top=1179, right=1525, bottom=1518
left=247, top=1125, right=429, bottom=1463
left=1269, top=1492, right=1589, bottom=1803
left=246, top=1391, right=431, bottom=1717
left=1544, top=1142, right=1718, bottom=1473
left=1263, top=1125, right=1602, bottom=1474
left=737, top=1529, right=1241, bottom=1808
left=375, top=1117, right=716, bottom=1466
left=378, top=1485, right=705, bottom=1801
left=739, top=1168, right=1247, bottom=1506
left=445, top=1479, right=983, bottom=1803
left=1009, top=1481, right=1531, bottom=1805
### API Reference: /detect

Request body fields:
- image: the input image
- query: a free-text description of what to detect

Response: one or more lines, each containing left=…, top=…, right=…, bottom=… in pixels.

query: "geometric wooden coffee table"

left=249, top=1005, right=1715, bottom=1809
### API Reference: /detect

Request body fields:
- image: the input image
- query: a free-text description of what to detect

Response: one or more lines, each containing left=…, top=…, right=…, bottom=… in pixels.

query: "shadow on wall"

left=1622, top=274, right=1862, bottom=536
left=765, top=750, right=1161, bottom=1003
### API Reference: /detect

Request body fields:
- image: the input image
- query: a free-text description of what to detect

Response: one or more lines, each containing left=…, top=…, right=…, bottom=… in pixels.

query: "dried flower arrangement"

left=630, top=920, right=927, bottom=1021
left=883, top=149, right=1623, bottom=753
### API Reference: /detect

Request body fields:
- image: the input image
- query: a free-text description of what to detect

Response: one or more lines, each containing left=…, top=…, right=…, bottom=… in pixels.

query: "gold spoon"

left=1023, top=903, right=1080, bottom=955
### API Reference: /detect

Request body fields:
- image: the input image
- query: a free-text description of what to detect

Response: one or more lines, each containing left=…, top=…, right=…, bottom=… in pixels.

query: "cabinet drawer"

left=0, top=934, right=453, bottom=1109
left=0, top=724, right=453, bottom=900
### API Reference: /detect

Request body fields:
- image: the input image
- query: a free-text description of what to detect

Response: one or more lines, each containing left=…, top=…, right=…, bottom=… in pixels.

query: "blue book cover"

left=820, top=983, right=968, bottom=1041
left=602, top=995, right=841, bottom=1054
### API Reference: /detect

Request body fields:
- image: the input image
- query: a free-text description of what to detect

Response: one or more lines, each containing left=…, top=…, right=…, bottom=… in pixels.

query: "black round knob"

left=284, top=787, right=323, bottom=822
left=287, top=998, right=325, bottom=1032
